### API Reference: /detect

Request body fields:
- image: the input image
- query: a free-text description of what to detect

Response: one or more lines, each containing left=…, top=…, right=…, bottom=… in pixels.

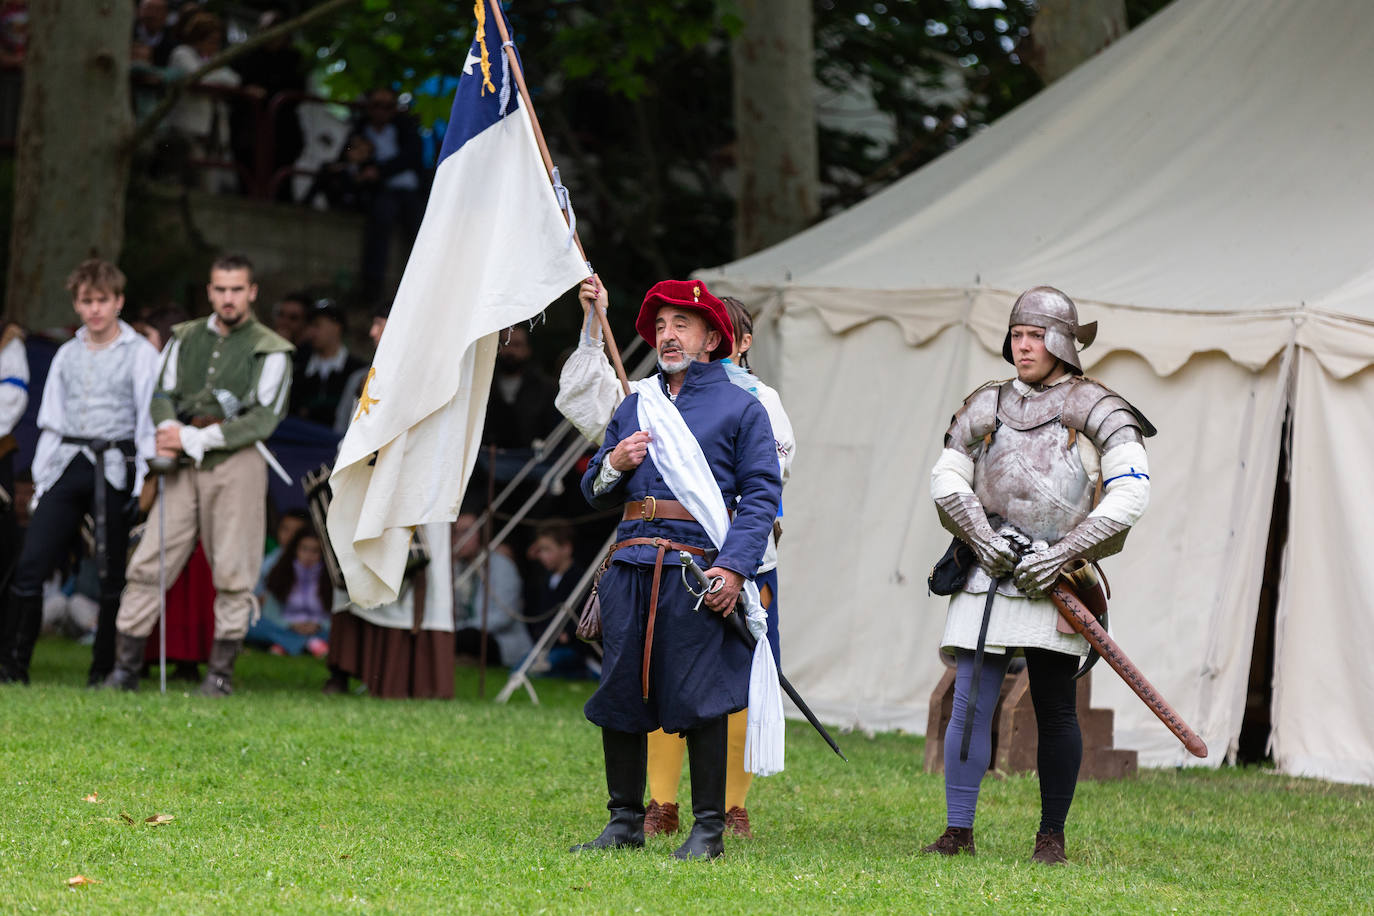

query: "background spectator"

left=525, top=522, right=596, bottom=679
left=131, top=303, right=188, bottom=353
left=259, top=508, right=308, bottom=586
left=0, top=319, right=28, bottom=651
left=291, top=301, right=363, bottom=427
left=451, top=512, right=528, bottom=668
left=0, top=0, right=26, bottom=68
left=0, top=0, right=24, bottom=144
left=333, top=302, right=386, bottom=433
left=479, top=324, right=561, bottom=483
left=305, top=131, right=376, bottom=213
left=230, top=8, right=306, bottom=201
left=271, top=292, right=312, bottom=371
left=166, top=12, right=240, bottom=189
left=355, top=86, right=425, bottom=303
left=247, top=525, right=330, bottom=658
left=132, top=0, right=173, bottom=68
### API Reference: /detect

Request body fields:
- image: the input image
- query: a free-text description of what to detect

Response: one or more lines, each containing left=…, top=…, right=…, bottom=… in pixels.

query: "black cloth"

left=290, top=352, right=366, bottom=427
left=133, top=25, right=174, bottom=68
left=454, top=628, right=504, bottom=667
left=584, top=561, right=751, bottom=735
left=360, top=186, right=424, bottom=303
left=306, top=158, right=377, bottom=213
left=10, top=455, right=131, bottom=600
left=6, top=456, right=132, bottom=680
left=526, top=561, right=586, bottom=641
left=231, top=45, right=307, bottom=200
left=352, top=112, right=426, bottom=185
left=0, top=451, right=18, bottom=656
left=355, top=112, right=427, bottom=302
left=1024, top=647, right=1083, bottom=834
left=525, top=562, right=597, bottom=673
left=481, top=367, right=561, bottom=450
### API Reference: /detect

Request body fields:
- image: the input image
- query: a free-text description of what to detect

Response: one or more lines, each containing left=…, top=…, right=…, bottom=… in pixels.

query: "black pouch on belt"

left=927, top=536, right=976, bottom=596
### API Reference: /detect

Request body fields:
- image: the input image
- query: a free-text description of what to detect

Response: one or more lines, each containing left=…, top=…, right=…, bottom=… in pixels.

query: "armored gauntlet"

left=935, top=491, right=1018, bottom=577
left=1013, top=516, right=1129, bottom=596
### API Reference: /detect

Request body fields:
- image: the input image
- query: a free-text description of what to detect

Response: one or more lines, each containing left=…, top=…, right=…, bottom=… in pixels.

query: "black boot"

left=571, top=728, right=647, bottom=852
left=87, top=597, right=120, bottom=686
left=673, top=715, right=728, bottom=860
left=101, top=631, right=147, bottom=691
left=1, top=594, right=43, bottom=685
left=198, top=639, right=242, bottom=696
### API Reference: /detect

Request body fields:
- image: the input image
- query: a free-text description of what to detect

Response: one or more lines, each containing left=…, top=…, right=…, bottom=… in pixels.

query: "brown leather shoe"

left=643, top=799, right=679, bottom=837
left=724, top=806, right=753, bottom=839
left=920, top=825, right=975, bottom=856
left=1031, top=831, right=1068, bottom=865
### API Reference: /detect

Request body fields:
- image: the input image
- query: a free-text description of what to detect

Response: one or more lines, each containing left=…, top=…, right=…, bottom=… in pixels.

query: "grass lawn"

left=1, top=639, right=1371, bottom=914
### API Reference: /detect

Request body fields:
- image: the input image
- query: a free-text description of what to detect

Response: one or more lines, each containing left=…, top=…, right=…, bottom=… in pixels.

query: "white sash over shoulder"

left=632, top=376, right=785, bottom=775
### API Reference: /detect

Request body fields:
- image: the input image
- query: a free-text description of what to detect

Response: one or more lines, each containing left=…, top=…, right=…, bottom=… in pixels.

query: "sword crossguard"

left=680, top=553, right=723, bottom=612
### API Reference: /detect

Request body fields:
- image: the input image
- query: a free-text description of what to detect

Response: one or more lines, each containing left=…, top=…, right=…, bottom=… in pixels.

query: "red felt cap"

left=634, top=279, right=734, bottom=360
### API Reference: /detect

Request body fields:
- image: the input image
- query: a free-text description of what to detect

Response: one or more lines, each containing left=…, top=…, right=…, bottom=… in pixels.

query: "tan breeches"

left=117, top=448, right=266, bottom=640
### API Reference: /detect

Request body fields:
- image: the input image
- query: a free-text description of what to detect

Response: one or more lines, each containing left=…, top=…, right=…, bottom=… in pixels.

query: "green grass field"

left=2, top=639, right=1370, bottom=914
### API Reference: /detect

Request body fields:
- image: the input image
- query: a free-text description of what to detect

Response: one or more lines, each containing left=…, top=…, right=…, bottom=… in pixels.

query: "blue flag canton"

left=438, top=36, right=522, bottom=163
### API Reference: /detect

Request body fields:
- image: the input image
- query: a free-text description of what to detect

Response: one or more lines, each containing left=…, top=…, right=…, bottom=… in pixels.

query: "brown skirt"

left=327, top=611, right=456, bottom=699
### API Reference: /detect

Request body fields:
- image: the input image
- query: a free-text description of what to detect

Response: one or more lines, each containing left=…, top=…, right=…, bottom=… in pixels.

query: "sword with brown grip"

left=1046, top=579, right=1208, bottom=759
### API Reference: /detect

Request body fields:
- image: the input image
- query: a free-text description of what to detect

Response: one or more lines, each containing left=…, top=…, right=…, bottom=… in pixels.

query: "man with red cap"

left=572, top=279, right=782, bottom=861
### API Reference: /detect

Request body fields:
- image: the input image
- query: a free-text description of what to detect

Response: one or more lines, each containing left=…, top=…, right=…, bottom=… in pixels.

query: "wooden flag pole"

left=487, top=2, right=632, bottom=396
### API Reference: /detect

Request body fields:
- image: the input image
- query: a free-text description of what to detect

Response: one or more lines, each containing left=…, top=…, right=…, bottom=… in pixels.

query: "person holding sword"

left=570, top=279, right=781, bottom=861
left=104, top=254, right=294, bottom=696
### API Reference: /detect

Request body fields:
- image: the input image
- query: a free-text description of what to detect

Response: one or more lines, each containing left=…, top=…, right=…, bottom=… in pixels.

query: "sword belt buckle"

left=640, top=496, right=656, bottom=521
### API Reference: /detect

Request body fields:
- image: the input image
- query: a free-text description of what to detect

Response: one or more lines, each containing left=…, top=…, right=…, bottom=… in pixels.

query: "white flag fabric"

left=328, top=24, right=588, bottom=608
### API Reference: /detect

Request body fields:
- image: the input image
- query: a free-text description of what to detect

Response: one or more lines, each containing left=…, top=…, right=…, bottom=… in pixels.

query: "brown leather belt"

left=605, top=536, right=706, bottom=701
left=622, top=498, right=697, bottom=523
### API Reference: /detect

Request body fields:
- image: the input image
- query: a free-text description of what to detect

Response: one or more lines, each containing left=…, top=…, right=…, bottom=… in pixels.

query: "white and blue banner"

left=328, top=6, right=588, bottom=608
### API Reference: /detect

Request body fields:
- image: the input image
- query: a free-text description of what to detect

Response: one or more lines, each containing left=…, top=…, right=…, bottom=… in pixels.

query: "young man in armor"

left=924, top=286, right=1154, bottom=865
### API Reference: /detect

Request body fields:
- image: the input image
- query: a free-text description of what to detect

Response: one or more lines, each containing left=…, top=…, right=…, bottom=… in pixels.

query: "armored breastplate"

left=972, top=382, right=1093, bottom=543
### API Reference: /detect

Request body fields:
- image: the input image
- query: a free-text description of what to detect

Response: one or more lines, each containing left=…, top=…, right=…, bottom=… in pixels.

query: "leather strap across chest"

left=605, top=535, right=706, bottom=701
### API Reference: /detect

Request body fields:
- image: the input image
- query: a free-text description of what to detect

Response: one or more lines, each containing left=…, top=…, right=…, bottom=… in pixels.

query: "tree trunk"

left=731, top=0, right=819, bottom=258
left=5, top=0, right=133, bottom=330
left=1026, top=0, right=1128, bottom=86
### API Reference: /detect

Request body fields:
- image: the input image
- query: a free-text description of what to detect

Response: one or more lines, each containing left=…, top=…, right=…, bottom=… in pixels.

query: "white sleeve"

left=158, top=337, right=181, bottom=391
left=555, top=338, right=623, bottom=445
left=30, top=344, right=70, bottom=497
left=591, top=462, right=623, bottom=496
left=756, top=384, right=795, bottom=486
left=0, top=337, right=29, bottom=436
left=178, top=424, right=226, bottom=467
left=930, top=447, right=977, bottom=500
left=1089, top=441, right=1150, bottom=526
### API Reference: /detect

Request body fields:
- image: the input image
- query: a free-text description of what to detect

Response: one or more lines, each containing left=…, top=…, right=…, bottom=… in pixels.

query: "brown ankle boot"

left=724, top=806, right=753, bottom=839
left=643, top=800, right=679, bottom=837
left=1031, top=831, right=1067, bottom=865
left=920, top=826, right=975, bottom=856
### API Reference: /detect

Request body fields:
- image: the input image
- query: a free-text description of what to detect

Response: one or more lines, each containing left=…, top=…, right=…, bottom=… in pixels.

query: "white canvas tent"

left=697, top=0, right=1374, bottom=784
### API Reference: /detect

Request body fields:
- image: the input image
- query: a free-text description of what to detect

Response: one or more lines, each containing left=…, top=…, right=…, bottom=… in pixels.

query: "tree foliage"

left=291, top=0, right=1064, bottom=343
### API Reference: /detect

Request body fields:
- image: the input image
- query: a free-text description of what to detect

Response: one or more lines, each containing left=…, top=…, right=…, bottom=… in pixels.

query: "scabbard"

left=1046, top=580, right=1208, bottom=759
